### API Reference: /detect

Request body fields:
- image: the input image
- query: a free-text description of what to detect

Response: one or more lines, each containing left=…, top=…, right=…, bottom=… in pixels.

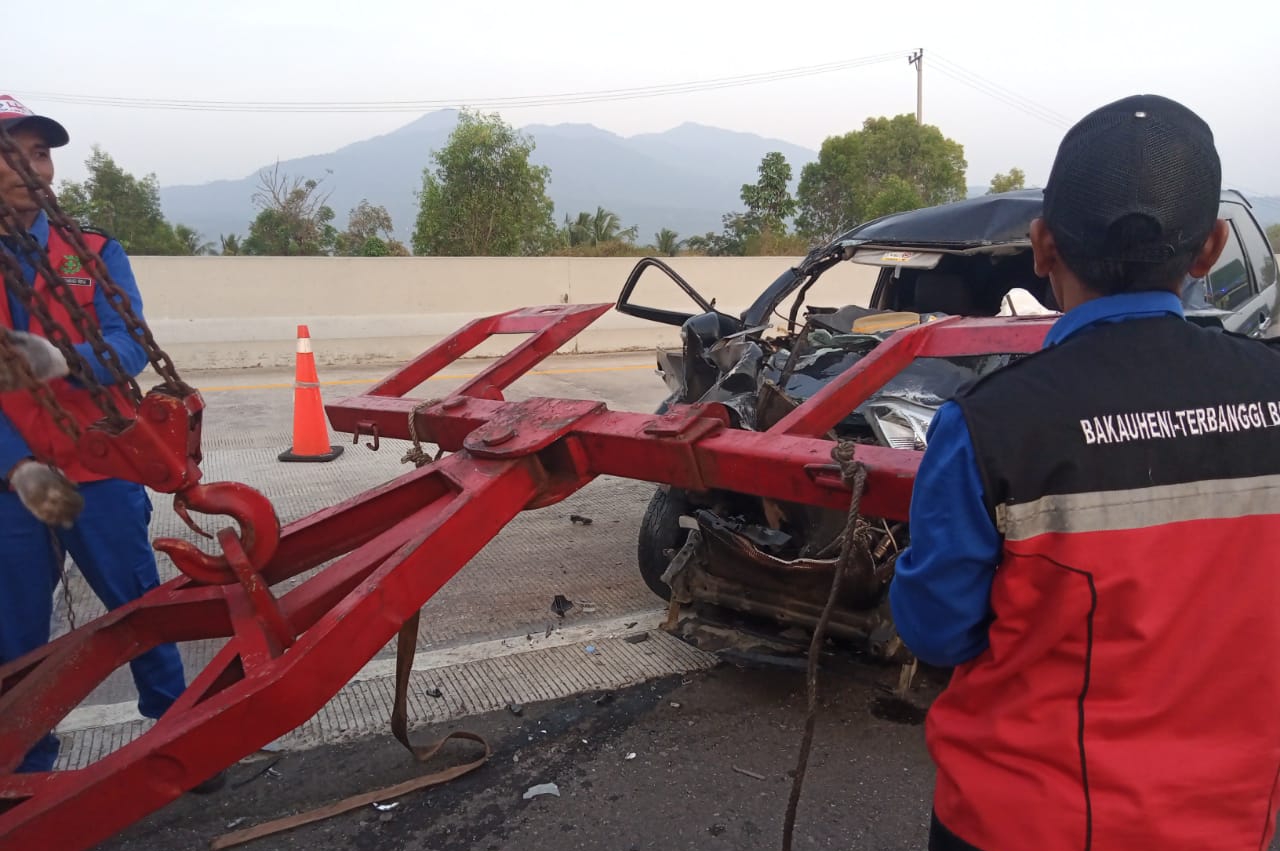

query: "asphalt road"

left=102, top=657, right=950, bottom=851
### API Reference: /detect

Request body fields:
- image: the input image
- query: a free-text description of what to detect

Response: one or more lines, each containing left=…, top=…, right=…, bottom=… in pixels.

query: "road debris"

left=372, top=802, right=400, bottom=812
left=625, top=752, right=637, bottom=760
left=225, top=818, right=247, bottom=830
left=593, top=692, right=615, bottom=707
left=584, top=645, right=598, bottom=655
left=551, top=594, right=574, bottom=618
left=507, top=702, right=524, bottom=716
left=569, top=514, right=593, bottom=525
left=231, top=756, right=283, bottom=789
left=425, top=686, right=443, bottom=699
left=732, top=766, right=766, bottom=781
left=523, top=783, right=561, bottom=800
left=669, top=701, right=682, bottom=709
left=624, top=632, right=650, bottom=645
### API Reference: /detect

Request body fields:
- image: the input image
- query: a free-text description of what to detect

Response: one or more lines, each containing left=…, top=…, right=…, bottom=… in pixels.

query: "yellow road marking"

left=198, top=362, right=655, bottom=393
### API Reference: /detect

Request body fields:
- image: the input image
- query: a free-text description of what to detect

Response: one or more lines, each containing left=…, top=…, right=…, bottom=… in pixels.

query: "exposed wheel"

left=637, top=486, right=692, bottom=601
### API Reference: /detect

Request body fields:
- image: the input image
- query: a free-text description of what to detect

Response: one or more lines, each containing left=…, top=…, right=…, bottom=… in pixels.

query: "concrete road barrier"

left=131, top=256, right=879, bottom=370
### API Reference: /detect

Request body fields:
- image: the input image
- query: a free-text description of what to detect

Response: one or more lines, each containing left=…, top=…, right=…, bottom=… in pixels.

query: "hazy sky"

left=8, top=0, right=1279, bottom=196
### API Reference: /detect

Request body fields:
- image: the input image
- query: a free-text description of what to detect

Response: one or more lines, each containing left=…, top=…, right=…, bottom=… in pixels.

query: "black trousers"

left=930, top=811, right=985, bottom=851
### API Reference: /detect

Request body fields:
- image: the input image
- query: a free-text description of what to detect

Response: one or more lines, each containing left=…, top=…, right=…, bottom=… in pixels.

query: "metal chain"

left=0, top=224, right=134, bottom=424
left=0, top=126, right=192, bottom=396
left=0, top=325, right=81, bottom=441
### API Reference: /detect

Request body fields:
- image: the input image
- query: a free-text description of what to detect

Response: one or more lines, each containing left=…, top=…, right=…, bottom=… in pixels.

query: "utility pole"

left=908, top=49, right=924, bottom=124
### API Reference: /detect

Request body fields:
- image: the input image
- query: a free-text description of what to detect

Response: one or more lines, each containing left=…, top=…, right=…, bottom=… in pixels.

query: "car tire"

left=637, top=486, right=691, bottom=601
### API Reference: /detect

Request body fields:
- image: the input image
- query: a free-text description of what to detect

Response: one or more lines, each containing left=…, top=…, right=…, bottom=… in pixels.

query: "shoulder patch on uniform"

left=77, top=226, right=115, bottom=246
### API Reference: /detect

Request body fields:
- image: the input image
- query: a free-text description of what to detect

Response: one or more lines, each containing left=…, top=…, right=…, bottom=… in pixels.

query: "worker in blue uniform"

left=0, top=95, right=200, bottom=781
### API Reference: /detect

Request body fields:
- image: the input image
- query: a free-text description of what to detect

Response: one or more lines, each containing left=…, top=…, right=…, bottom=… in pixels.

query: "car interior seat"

left=910, top=271, right=974, bottom=316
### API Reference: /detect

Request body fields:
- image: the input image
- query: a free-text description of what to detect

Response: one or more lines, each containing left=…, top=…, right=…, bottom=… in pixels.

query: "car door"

left=1229, top=202, right=1279, bottom=337
left=1206, top=201, right=1278, bottom=337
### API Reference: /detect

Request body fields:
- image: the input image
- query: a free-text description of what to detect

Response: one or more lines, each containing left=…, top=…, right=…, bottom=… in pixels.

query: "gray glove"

left=0, top=331, right=70, bottom=391
left=9, top=460, right=83, bottom=528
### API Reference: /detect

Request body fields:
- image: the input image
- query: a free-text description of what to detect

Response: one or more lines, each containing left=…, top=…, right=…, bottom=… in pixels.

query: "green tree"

left=654, top=228, right=683, bottom=256
left=219, top=234, right=241, bottom=256
left=336, top=200, right=409, bottom=256
left=561, top=207, right=636, bottom=248
left=795, top=115, right=967, bottom=239
left=412, top=110, right=556, bottom=256
left=740, top=152, right=797, bottom=234
left=174, top=224, right=214, bottom=255
left=988, top=167, right=1027, bottom=194
left=58, top=147, right=184, bottom=254
left=1267, top=223, right=1280, bottom=252
left=864, top=175, right=925, bottom=220
left=241, top=164, right=337, bottom=256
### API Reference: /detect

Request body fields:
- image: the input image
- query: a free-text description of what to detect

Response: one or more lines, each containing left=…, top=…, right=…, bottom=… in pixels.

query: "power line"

left=928, top=54, right=1072, bottom=129
left=19, top=53, right=907, bottom=114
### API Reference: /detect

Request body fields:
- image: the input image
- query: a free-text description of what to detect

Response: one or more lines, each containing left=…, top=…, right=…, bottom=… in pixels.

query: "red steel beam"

left=0, top=453, right=544, bottom=851
left=0, top=304, right=1053, bottom=850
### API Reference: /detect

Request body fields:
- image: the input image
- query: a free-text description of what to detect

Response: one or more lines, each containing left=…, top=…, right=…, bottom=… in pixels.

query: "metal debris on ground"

left=624, top=632, right=650, bottom=644
left=225, top=819, right=247, bottom=830
left=624, top=621, right=638, bottom=629
left=593, top=693, right=615, bottom=707
left=580, top=603, right=598, bottom=613
left=231, top=757, right=283, bottom=789
left=425, top=686, right=443, bottom=699
left=569, top=514, right=593, bottom=525
left=625, top=752, right=637, bottom=760
left=732, top=766, right=766, bottom=781
left=551, top=594, right=574, bottom=618
left=669, top=701, right=681, bottom=708
left=507, top=702, right=524, bottom=716
left=522, top=783, right=561, bottom=800
left=372, top=802, right=400, bottom=812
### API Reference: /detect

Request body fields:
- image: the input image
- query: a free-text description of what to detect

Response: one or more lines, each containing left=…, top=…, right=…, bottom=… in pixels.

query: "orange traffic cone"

left=278, top=325, right=344, bottom=463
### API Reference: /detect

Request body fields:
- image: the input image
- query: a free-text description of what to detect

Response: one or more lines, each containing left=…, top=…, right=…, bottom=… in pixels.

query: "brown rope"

left=400, top=399, right=440, bottom=468
left=782, top=443, right=869, bottom=851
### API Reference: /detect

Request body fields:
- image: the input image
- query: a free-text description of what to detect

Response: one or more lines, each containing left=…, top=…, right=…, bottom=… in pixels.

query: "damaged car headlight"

left=865, top=398, right=939, bottom=451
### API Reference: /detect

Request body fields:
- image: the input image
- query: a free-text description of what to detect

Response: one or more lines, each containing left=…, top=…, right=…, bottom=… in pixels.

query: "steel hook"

left=154, top=481, right=281, bottom=585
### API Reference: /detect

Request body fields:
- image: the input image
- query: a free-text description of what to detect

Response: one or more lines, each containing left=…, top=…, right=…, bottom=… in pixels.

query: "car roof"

left=828, top=188, right=1248, bottom=253
left=836, top=189, right=1043, bottom=250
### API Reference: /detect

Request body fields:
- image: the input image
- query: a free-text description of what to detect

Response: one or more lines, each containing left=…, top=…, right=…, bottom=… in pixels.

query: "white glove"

left=9, top=460, right=83, bottom=528
left=0, top=332, right=70, bottom=391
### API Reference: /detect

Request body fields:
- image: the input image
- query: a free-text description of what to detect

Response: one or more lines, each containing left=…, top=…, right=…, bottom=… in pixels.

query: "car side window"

left=1206, top=221, right=1253, bottom=311
left=1234, top=209, right=1278, bottom=293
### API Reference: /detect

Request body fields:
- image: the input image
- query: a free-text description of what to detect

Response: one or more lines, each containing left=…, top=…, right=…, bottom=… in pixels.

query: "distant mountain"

left=159, top=111, right=819, bottom=248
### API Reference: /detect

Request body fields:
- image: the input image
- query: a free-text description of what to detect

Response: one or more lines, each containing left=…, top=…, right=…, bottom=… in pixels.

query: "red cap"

left=0, top=95, right=69, bottom=148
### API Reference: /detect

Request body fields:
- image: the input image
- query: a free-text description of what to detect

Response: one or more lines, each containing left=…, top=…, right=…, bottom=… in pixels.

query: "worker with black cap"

left=0, top=95, right=220, bottom=790
left=891, top=94, right=1280, bottom=850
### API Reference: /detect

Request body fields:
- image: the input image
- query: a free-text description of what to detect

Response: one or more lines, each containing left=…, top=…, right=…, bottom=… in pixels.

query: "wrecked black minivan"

left=616, top=189, right=1277, bottom=656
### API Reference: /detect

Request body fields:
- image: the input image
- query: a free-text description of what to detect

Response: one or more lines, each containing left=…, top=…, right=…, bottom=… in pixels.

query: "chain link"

left=0, top=325, right=81, bottom=442
left=0, top=126, right=192, bottom=398
left=0, top=219, right=134, bottom=424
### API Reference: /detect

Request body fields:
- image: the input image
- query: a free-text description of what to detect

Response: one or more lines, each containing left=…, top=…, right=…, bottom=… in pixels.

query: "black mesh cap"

left=1043, top=94, right=1221, bottom=265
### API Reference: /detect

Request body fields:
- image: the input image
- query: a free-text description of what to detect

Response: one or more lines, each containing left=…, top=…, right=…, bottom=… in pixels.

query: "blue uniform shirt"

left=889, top=290, right=1186, bottom=666
left=0, top=211, right=149, bottom=475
